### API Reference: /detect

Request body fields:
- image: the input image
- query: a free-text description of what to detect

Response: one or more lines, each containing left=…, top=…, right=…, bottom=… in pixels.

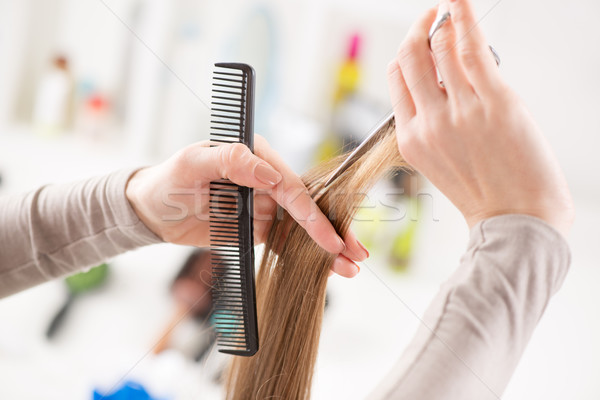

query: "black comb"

left=209, top=63, right=258, bottom=356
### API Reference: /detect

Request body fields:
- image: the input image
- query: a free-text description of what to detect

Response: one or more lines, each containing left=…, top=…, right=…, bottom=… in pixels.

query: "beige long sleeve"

left=0, top=173, right=571, bottom=398
left=371, top=214, right=571, bottom=400
left=0, top=169, right=162, bottom=298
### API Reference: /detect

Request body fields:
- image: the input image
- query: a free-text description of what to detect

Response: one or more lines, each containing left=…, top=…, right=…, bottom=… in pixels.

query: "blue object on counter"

left=93, top=381, right=165, bottom=400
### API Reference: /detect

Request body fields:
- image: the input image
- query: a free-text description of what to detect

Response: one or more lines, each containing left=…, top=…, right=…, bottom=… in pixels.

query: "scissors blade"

left=324, top=112, right=394, bottom=187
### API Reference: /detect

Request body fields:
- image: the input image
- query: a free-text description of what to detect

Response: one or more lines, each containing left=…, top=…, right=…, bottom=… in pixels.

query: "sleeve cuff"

left=106, top=168, right=164, bottom=247
left=467, top=213, right=571, bottom=295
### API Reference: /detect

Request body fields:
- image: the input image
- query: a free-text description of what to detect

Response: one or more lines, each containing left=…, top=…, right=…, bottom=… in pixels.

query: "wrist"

left=466, top=207, right=573, bottom=239
left=125, top=167, right=165, bottom=240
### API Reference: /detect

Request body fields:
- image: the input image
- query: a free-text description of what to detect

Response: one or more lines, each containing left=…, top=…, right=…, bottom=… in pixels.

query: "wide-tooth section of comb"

left=209, top=63, right=258, bottom=356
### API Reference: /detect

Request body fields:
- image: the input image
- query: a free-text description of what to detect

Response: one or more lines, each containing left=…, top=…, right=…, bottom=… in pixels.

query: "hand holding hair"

left=388, top=0, right=574, bottom=235
left=125, top=135, right=368, bottom=278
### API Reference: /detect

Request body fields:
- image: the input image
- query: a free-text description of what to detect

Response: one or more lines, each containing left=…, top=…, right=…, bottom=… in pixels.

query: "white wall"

left=2, top=0, right=598, bottom=198
left=481, top=0, right=600, bottom=200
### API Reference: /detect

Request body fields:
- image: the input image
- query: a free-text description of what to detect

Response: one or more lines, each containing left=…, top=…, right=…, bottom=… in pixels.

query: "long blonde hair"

left=226, top=119, right=404, bottom=399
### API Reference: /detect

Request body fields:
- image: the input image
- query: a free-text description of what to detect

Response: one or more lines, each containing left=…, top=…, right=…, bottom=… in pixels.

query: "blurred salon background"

left=0, top=0, right=599, bottom=398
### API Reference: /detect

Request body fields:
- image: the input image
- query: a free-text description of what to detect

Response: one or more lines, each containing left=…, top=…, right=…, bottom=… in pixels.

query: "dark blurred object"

left=172, top=248, right=214, bottom=319
left=194, top=327, right=217, bottom=362
left=54, top=56, right=68, bottom=71
left=391, top=168, right=418, bottom=198
left=46, top=263, right=109, bottom=339
left=153, top=248, right=213, bottom=355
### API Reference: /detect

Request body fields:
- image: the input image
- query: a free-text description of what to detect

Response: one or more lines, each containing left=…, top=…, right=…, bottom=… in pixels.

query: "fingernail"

left=254, top=163, right=282, bottom=186
left=355, top=264, right=360, bottom=274
left=357, top=240, right=370, bottom=259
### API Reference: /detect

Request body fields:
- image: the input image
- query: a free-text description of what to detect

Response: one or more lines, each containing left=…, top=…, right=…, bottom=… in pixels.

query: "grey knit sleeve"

left=370, top=214, right=571, bottom=400
left=0, top=169, right=163, bottom=298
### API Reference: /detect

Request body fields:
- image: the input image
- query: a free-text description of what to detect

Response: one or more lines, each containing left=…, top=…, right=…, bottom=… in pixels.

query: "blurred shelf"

left=0, top=124, right=149, bottom=194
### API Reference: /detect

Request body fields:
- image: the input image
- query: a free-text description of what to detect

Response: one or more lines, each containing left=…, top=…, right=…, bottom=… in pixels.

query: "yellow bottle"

left=316, top=33, right=362, bottom=163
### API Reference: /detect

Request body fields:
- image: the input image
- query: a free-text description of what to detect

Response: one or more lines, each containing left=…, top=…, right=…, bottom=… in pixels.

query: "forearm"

left=0, top=169, right=162, bottom=298
left=371, top=214, right=571, bottom=400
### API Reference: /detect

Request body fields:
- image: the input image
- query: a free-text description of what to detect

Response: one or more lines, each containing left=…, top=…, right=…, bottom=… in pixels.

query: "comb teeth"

left=209, top=63, right=258, bottom=357
left=210, top=67, right=247, bottom=145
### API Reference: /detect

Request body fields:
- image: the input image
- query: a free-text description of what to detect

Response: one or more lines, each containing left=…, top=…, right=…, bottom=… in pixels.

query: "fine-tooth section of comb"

left=209, top=63, right=258, bottom=356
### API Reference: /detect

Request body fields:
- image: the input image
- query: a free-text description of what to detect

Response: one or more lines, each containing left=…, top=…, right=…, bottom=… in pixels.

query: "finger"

left=199, top=142, right=283, bottom=189
left=254, top=135, right=346, bottom=255
left=253, top=192, right=276, bottom=244
left=330, top=255, right=360, bottom=278
left=341, top=229, right=369, bottom=262
left=448, top=0, right=502, bottom=95
left=387, top=60, right=416, bottom=124
left=396, top=6, right=445, bottom=110
left=429, top=1, right=474, bottom=101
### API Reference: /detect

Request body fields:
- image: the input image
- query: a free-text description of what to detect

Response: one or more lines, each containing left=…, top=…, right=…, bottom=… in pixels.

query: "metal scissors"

left=324, top=11, right=500, bottom=187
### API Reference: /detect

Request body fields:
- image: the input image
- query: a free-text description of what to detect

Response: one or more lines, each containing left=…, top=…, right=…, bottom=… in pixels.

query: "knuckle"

left=218, top=143, right=248, bottom=178
left=454, top=100, right=484, bottom=127
left=450, top=113, right=468, bottom=131
left=458, top=47, right=486, bottom=69
left=396, top=132, right=419, bottom=166
left=281, top=186, right=298, bottom=206
left=229, top=142, right=249, bottom=160
left=396, top=39, right=418, bottom=65
left=430, top=30, right=455, bottom=55
left=171, top=145, right=194, bottom=170
left=225, top=143, right=251, bottom=167
left=451, top=10, right=467, bottom=26
left=216, top=146, right=230, bottom=178
left=396, top=131, right=414, bottom=153
left=396, top=125, right=418, bottom=156
left=281, top=186, right=307, bottom=209
left=419, top=115, right=446, bottom=145
left=451, top=7, right=479, bottom=29
left=422, top=107, right=448, bottom=131
left=467, top=100, right=485, bottom=119
left=386, top=60, right=399, bottom=77
left=420, top=126, right=437, bottom=146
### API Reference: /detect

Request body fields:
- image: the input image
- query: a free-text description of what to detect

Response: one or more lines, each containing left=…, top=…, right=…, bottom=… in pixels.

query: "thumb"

left=202, top=142, right=282, bottom=188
